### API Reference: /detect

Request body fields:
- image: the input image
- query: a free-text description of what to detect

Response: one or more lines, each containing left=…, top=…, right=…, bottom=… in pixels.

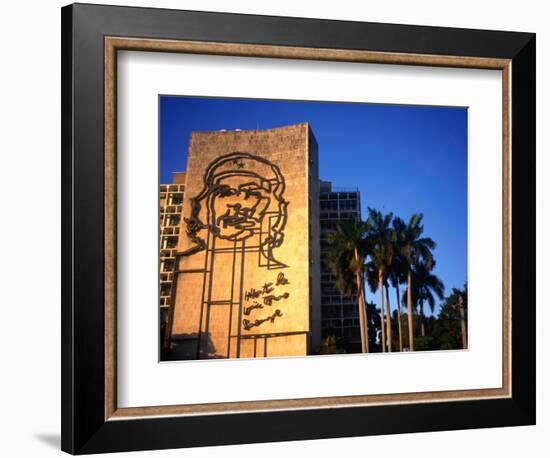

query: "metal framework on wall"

left=174, top=152, right=292, bottom=359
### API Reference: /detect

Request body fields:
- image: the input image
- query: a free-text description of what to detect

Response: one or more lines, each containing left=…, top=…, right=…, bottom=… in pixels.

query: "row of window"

left=160, top=184, right=185, bottom=192
left=160, top=215, right=181, bottom=226
left=320, top=200, right=358, bottom=211
left=161, top=205, right=183, bottom=214
left=321, top=296, right=358, bottom=305
left=320, top=192, right=358, bottom=200
left=161, top=226, right=180, bottom=235
left=319, top=215, right=359, bottom=230
left=160, top=272, right=173, bottom=282
left=160, top=194, right=184, bottom=205
left=322, top=318, right=361, bottom=328
left=160, top=235, right=178, bottom=249
left=160, top=260, right=175, bottom=272
left=168, top=194, right=184, bottom=205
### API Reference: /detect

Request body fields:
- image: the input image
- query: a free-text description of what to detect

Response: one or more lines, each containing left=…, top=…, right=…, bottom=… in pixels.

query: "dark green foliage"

left=414, top=336, right=436, bottom=351
left=366, top=301, right=382, bottom=351
left=325, top=218, right=369, bottom=297
left=431, top=284, right=468, bottom=350
left=322, top=207, right=466, bottom=354
left=366, top=208, right=396, bottom=277
left=402, top=260, right=445, bottom=314
left=319, top=335, right=347, bottom=355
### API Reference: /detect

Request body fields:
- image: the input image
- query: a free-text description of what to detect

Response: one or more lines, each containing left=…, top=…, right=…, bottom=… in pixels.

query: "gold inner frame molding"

left=104, top=36, right=512, bottom=421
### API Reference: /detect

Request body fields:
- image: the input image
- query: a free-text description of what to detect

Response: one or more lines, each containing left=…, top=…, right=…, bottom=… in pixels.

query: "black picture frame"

left=61, top=3, right=535, bottom=454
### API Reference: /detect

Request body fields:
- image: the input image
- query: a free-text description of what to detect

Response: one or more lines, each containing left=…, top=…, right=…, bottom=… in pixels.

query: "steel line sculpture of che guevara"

left=183, top=152, right=288, bottom=267
left=179, top=152, right=291, bottom=358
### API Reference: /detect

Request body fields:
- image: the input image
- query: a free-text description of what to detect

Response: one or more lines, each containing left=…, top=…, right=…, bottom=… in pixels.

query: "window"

left=160, top=284, right=171, bottom=296
left=170, top=193, right=183, bottom=205
left=165, top=236, right=178, bottom=248
left=320, top=200, right=337, bottom=211
left=169, top=215, right=181, bottom=226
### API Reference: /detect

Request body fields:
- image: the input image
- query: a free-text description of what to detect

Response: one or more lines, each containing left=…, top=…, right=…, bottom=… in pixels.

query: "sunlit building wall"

left=167, top=123, right=322, bottom=359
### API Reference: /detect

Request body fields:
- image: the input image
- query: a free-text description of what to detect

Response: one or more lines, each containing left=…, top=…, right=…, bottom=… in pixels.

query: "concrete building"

left=166, top=123, right=322, bottom=359
left=159, top=172, right=186, bottom=344
left=319, top=180, right=362, bottom=352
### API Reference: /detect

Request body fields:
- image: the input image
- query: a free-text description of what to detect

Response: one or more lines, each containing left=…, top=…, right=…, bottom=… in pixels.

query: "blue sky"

left=160, top=96, right=467, bottom=314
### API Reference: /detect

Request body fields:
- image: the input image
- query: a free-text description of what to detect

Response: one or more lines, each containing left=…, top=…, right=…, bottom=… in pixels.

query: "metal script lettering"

left=243, top=302, right=264, bottom=315
left=242, top=310, right=283, bottom=330
left=263, top=292, right=290, bottom=305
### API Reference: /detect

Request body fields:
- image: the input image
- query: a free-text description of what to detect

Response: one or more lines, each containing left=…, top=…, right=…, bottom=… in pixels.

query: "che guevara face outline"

left=182, top=152, right=288, bottom=268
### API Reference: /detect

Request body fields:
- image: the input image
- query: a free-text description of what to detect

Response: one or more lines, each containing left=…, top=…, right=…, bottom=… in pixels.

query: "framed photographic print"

left=61, top=3, right=536, bottom=454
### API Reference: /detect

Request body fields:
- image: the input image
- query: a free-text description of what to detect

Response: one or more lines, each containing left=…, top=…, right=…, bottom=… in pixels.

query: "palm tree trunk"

left=420, top=300, right=426, bottom=337
left=459, top=295, right=467, bottom=349
left=395, top=284, right=403, bottom=352
left=385, top=286, right=392, bottom=352
left=407, top=269, right=414, bottom=351
left=378, top=271, right=386, bottom=352
left=353, top=248, right=369, bottom=353
left=355, top=270, right=369, bottom=353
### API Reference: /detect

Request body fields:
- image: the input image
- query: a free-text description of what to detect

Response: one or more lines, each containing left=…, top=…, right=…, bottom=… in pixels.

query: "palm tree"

left=384, top=281, right=393, bottom=351
left=405, top=260, right=445, bottom=337
left=388, top=255, right=407, bottom=352
left=364, top=260, right=383, bottom=350
left=366, top=208, right=395, bottom=352
left=325, top=219, right=370, bottom=353
left=389, top=216, right=408, bottom=352
left=395, top=214, right=435, bottom=351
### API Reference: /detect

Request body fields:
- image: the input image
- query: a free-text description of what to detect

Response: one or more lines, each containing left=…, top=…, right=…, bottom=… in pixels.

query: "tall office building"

left=319, top=180, right=362, bottom=351
left=159, top=172, right=186, bottom=343
left=166, top=123, right=322, bottom=359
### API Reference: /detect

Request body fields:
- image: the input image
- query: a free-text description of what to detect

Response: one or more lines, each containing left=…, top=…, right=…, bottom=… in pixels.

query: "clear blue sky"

left=160, top=96, right=467, bottom=314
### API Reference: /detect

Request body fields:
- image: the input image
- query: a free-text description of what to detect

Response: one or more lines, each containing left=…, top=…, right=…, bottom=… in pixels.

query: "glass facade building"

left=319, top=180, right=362, bottom=351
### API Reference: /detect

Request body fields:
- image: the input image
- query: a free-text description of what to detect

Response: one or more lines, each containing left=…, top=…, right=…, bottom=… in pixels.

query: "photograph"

left=159, top=96, right=469, bottom=361
left=54, top=2, right=536, bottom=454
